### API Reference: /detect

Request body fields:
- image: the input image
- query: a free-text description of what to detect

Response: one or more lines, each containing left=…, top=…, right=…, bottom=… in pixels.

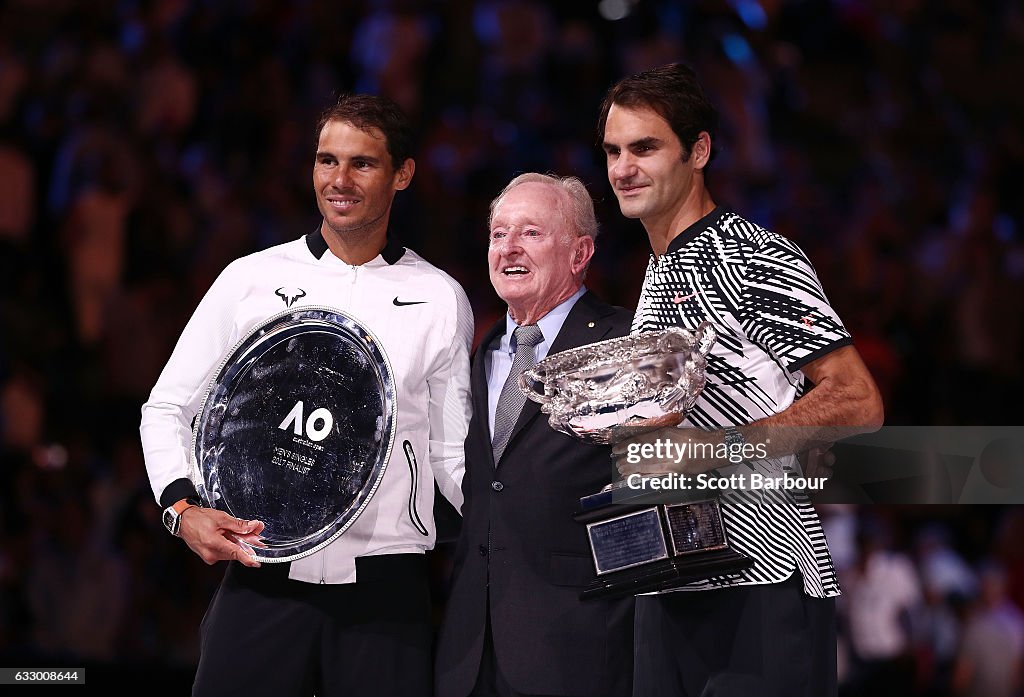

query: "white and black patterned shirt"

left=633, top=208, right=851, bottom=597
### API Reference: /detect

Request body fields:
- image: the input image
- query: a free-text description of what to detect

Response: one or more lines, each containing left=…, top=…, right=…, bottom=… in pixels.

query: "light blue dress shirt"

left=485, top=286, right=587, bottom=437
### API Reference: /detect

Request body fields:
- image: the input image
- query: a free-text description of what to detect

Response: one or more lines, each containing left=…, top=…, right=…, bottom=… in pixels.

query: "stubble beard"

left=323, top=203, right=391, bottom=242
left=616, top=195, right=646, bottom=220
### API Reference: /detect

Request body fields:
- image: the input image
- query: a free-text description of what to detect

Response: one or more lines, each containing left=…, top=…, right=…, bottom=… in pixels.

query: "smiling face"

left=313, top=119, right=413, bottom=246
left=602, top=103, right=709, bottom=239
left=487, top=181, right=594, bottom=325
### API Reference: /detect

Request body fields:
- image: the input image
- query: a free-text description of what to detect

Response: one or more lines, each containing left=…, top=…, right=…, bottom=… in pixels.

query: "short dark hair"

left=597, top=63, right=718, bottom=165
left=315, top=94, right=413, bottom=169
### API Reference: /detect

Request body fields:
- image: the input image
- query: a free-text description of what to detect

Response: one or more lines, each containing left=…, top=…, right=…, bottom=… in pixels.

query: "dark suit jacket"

left=436, top=291, right=635, bottom=697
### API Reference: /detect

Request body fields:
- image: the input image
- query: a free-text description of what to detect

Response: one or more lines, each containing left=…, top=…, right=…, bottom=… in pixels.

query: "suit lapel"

left=500, top=291, right=620, bottom=462
left=473, top=320, right=505, bottom=469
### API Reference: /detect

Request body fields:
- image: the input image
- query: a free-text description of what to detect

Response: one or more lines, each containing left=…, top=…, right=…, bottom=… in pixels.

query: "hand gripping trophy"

left=519, top=323, right=752, bottom=599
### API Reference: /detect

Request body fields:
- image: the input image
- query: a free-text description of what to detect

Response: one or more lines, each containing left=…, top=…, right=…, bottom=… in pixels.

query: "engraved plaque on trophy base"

left=574, top=487, right=752, bottom=600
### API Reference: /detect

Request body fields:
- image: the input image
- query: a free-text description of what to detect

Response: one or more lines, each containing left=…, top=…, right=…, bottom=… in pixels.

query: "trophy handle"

left=518, top=367, right=552, bottom=405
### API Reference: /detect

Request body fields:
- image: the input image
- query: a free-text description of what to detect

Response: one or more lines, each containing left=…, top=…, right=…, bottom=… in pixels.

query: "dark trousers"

left=470, top=611, right=563, bottom=697
left=193, top=555, right=432, bottom=697
left=633, top=574, right=837, bottom=697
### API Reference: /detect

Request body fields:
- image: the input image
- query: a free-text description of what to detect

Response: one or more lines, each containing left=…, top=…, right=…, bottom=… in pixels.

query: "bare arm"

left=741, top=344, right=884, bottom=453
left=614, top=345, right=884, bottom=474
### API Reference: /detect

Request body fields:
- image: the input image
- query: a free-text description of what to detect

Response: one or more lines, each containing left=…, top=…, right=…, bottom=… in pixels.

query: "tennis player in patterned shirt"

left=598, top=63, right=884, bottom=697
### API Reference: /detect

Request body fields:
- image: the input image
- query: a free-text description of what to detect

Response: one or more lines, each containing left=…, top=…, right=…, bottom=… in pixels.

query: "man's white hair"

left=488, top=172, right=599, bottom=242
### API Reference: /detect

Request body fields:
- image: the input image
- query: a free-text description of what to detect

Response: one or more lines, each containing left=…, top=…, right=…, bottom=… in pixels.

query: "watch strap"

left=163, top=496, right=201, bottom=537
left=171, top=498, right=198, bottom=515
left=723, top=426, right=745, bottom=447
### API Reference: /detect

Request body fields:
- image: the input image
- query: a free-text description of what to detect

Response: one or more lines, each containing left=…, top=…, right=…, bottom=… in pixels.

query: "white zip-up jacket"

left=140, top=230, right=473, bottom=583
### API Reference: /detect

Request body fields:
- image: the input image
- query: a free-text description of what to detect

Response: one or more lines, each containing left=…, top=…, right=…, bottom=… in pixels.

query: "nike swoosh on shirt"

left=393, top=298, right=427, bottom=306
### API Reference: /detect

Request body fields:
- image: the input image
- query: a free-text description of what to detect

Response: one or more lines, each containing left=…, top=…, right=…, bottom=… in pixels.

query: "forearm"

left=614, top=345, right=884, bottom=475
left=735, top=367, right=884, bottom=460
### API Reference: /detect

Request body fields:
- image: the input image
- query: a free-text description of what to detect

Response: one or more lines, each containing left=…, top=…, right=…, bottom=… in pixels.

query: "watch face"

left=162, top=507, right=177, bottom=535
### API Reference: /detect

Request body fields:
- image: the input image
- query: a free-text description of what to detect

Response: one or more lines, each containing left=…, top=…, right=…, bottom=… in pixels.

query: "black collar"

left=305, top=225, right=405, bottom=265
left=665, top=206, right=723, bottom=255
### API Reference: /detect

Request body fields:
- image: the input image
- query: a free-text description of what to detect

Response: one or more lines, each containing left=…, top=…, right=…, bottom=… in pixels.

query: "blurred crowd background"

left=1, top=0, right=1023, bottom=692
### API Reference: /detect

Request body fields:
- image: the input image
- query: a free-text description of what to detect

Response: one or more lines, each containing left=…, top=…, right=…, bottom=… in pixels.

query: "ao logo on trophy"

left=278, top=400, right=334, bottom=442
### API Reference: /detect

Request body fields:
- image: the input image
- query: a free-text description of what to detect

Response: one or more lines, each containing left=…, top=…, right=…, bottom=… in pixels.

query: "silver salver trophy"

left=190, top=306, right=396, bottom=563
left=520, top=323, right=752, bottom=599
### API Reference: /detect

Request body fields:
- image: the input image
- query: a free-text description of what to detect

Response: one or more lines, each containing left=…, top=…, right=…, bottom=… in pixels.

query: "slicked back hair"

left=597, top=63, right=719, bottom=166
left=315, top=93, right=413, bottom=169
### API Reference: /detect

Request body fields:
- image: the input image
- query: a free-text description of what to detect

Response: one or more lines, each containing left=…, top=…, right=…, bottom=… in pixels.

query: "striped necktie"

left=491, top=324, right=544, bottom=464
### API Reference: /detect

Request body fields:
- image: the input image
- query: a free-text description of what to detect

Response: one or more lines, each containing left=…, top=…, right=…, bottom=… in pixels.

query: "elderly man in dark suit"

left=436, top=173, right=634, bottom=697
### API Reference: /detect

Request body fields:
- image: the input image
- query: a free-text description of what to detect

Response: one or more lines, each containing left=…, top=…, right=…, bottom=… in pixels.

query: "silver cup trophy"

left=190, top=306, right=396, bottom=563
left=520, top=323, right=751, bottom=599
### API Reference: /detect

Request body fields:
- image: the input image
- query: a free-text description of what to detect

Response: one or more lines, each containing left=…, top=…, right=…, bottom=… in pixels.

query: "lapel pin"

left=588, top=321, right=595, bottom=328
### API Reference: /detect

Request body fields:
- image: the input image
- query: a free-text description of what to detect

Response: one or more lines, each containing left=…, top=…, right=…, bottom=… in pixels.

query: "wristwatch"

left=723, top=426, right=746, bottom=449
left=162, top=497, right=201, bottom=537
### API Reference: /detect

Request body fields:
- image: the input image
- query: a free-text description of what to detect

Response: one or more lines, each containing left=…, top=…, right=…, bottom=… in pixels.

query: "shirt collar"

left=665, top=206, right=724, bottom=255
left=500, top=286, right=587, bottom=354
left=305, top=225, right=405, bottom=265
